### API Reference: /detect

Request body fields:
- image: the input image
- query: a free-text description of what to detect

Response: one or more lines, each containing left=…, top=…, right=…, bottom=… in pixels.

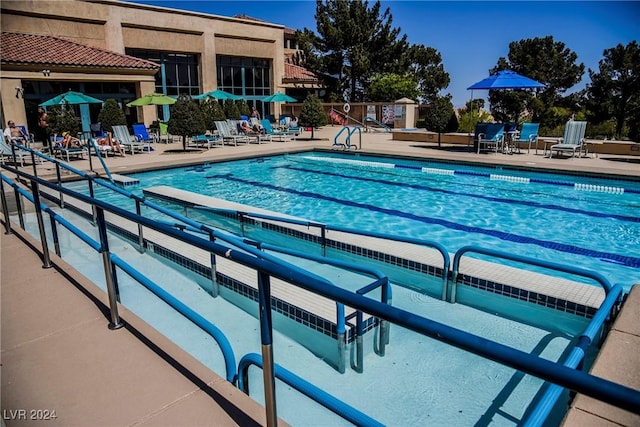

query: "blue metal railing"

left=332, top=125, right=351, bottom=150
left=452, top=245, right=625, bottom=426
left=187, top=206, right=451, bottom=300
left=3, top=160, right=639, bottom=425
left=238, top=353, right=384, bottom=427
left=1, top=173, right=238, bottom=382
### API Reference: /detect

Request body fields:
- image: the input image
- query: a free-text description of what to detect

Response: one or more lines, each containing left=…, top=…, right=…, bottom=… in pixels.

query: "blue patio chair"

left=474, top=122, right=504, bottom=154
left=513, top=123, right=539, bottom=154
left=132, top=124, right=155, bottom=143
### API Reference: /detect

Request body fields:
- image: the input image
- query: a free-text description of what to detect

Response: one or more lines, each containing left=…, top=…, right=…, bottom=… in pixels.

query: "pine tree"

left=167, top=94, right=206, bottom=150
left=97, top=99, right=126, bottom=133
left=423, top=95, right=454, bottom=147
left=46, top=103, right=80, bottom=136
left=200, top=99, right=226, bottom=131
left=235, top=99, right=251, bottom=117
left=299, top=93, right=326, bottom=139
left=223, top=99, right=241, bottom=120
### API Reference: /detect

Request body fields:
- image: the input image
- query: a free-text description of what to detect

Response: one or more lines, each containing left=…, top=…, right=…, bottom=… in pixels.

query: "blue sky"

left=128, top=1, right=639, bottom=107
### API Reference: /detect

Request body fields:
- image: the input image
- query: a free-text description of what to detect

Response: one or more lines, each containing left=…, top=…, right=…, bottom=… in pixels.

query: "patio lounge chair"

left=1, top=135, right=40, bottom=166
left=112, top=125, right=151, bottom=154
left=189, top=133, right=220, bottom=149
left=548, top=121, right=587, bottom=158
left=51, top=140, right=87, bottom=162
left=261, top=119, right=293, bottom=142
left=512, top=123, right=539, bottom=153
left=132, top=124, right=156, bottom=144
left=214, top=121, right=250, bottom=146
left=474, top=123, right=504, bottom=154
left=158, top=123, right=175, bottom=143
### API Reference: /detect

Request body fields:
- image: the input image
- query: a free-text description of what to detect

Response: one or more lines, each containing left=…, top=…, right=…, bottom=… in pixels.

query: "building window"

left=126, top=49, right=200, bottom=97
left=217, top=55, right=271, bottom=111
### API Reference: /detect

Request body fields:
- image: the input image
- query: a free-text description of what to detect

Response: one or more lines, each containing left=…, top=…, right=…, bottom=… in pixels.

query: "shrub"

left=167, top=94, right=206, bottom=150
left=97, top=99, right=126, bottom=133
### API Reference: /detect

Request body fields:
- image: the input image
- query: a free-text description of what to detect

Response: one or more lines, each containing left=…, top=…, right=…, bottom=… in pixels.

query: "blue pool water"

left=101, top=151, right=640, bottom=291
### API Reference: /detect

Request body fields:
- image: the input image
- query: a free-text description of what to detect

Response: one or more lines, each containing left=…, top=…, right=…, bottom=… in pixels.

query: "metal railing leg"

left=136, top=200, right=145, bottom=253
left=30, top=181, right=52, bottom=268
left=96, top=207, right=123, bottom=330
left=13, top=185, right=25, bottom=230
left=209, top=231, right=219, bottom=297
left=0, top=176, right=12, bottom=235
left=48, top=214, right=61, bottom=257
left=257, top=271, right=278, bottom=427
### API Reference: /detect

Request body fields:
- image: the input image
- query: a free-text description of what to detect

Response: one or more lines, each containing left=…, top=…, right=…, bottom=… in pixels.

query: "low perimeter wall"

left=392, top=130, right=640, bottom=156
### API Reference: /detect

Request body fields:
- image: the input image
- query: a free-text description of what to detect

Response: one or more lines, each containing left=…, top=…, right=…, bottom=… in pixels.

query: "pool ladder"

left=332, top=126, right=361, bottom=150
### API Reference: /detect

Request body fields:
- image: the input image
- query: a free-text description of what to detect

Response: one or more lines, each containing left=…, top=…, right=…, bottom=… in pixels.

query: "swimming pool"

left=12, top=152, right=634, bottom=426
left=101, top=151, right=640, bottom=292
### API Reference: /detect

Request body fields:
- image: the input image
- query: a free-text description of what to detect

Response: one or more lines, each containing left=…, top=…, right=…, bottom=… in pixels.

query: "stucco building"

left=0, top=0, right=322, bottom=136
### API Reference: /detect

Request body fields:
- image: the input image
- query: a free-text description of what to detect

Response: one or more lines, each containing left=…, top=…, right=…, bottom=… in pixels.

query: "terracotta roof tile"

left=284, top=62, right=319, bottom=82
left=1, top=32, right=159, bottom=70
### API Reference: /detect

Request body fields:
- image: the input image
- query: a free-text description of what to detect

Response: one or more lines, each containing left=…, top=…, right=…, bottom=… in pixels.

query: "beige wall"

left=1, top=0, right=286, bottom=126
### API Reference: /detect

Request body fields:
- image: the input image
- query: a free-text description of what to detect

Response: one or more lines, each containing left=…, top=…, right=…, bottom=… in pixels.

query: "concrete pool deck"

left=2, top=126, right=639, bottom=425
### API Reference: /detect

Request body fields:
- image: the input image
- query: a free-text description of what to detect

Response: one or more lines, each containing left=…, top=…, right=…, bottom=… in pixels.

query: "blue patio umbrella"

left=40, top=90, right=103, bottom=106
left=261, top=92, right=297, bottom=103
left=466, top=70, right=545, bottom=146
left=193, top=89, right=242, bottom=101
left=40, top=90, right=104, bottom=134
left=467, top=70, right=545, bottom=90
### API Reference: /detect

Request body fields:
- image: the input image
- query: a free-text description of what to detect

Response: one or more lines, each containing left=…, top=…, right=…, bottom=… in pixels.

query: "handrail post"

left=209, top=230, right=219, bottom=297
left=55, top=163, right=64, bottom=208
left=320, top=225, right=327, bottom=257
left=30, top=181, right=52, bottom=268
left=378, top=278, right=390, bottom=355
left=30, top=151, right=39, bottom=177
left=0, top=176, right=13, bottom=235
left=88, top=180, right=97, bottom=224
left=48, top=214, right=62, bottom=257
left=96, top=206, right=123, bottom=330
left=257, top=270, right=278, bottom=427
left=239, top=211, right=246, bottom=237
left=135, top=200, right=145, bottom=253
left=13, top=185, right=25, bottom=230
left=355, top=310, right=364, bottom=373
left=336, top=303, right=346, bottom=374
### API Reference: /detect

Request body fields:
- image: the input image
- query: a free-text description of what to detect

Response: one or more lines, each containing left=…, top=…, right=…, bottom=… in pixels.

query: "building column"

left=1, top=78, right=28, bottom=128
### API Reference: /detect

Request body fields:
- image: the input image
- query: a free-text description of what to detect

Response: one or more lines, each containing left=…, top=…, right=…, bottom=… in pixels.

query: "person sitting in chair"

left=97, top=131, right=126, bottom=157
left=239, top=120, right=261, bottom=134
left=61, top=132, right=82, bottom=149
left=3, top=120, right=28, bottom=143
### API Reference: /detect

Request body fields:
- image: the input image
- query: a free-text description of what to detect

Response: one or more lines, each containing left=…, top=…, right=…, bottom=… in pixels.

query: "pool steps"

left=142, top=186, right=605, bottom=315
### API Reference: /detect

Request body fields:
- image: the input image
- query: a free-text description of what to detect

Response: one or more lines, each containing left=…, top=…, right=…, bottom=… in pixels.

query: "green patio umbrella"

left=260, top=92, right=297, bottom=103
left=126, top=93, right=176, bottom=106
left=193, top=89, right=242, bottom=101
left=40, top=90, right=103, bottom=106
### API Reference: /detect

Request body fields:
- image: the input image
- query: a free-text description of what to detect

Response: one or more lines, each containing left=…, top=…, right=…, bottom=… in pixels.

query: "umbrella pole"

left=468, top=90, right=474, bottom=152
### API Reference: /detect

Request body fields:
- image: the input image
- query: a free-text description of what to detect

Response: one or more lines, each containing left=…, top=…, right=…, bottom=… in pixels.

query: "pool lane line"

left=204, top=173, right=640, bottom=269
left=274, top=165, right=640, bottom=224
left=296, top=155, right=640, bottom=194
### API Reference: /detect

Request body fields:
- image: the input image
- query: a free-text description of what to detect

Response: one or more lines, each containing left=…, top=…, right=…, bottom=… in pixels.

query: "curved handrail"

left=523, top=284, right=624, bottom=426
left=191, top=206, right=450, bottom=300
left=346, top=126, right=361, bottom=149
left=237, top=353, right=384, bottom=427
left=332, top=126, right=351, bottom=149
left=109, top=253, right=237, bottom=382
left=1, top=172, right=238, bottom=382
left=451, top=245, right=614, bottom=304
